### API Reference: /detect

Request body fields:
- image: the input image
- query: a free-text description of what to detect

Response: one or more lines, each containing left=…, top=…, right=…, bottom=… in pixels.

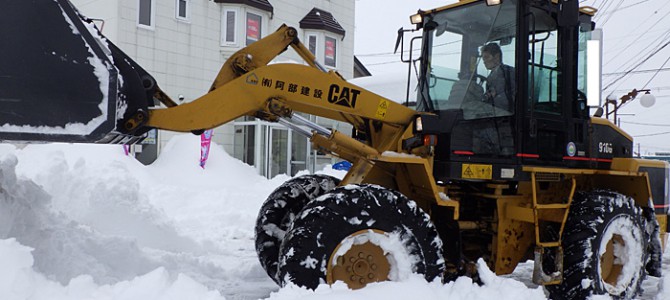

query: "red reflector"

left=516, top=153, right=540, bottom=158
left=423, top=135, right=437, bottom=146
left=453, top=150, right=474, bottom=155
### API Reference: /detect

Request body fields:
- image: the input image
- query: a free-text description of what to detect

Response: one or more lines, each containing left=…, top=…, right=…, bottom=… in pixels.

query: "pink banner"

left=200, top=129, right=214, bottom=169
left=325, top=39, right=335, bottom=59
left=247, top=17, right=259, bottom=41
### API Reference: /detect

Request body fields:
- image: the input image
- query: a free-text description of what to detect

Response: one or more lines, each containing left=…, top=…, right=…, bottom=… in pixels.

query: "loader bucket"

left=0, top=0, right=150, bottom=143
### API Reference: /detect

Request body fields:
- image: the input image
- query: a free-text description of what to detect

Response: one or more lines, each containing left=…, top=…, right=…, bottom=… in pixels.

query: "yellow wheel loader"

left=0, top=0, right=666, bottom=299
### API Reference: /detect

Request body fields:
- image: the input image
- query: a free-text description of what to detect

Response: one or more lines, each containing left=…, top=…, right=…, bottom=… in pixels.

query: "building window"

left=176, top=0, right=189, bottom=20
left=138, top=0, right=154, bottom=27
left=221, top=8, right=237, bottom=46
left=324, top=36, right=337, bottom=67
left=308, top=35, right=317, bottom=55
left=246, top=12, right=262, bottom=46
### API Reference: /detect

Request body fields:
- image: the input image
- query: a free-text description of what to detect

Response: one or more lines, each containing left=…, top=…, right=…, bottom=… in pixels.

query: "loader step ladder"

left=530, top=171, right=576, bottom=285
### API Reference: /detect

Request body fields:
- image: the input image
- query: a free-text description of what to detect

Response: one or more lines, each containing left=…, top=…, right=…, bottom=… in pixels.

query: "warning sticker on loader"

left=462, top=164, right=492, bottom=180
left=375, top=99, right=389, bottom=120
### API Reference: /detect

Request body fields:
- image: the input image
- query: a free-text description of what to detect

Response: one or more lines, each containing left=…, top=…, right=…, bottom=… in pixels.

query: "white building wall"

left=70, top=0, right=120, bottom=42
left=269, top=0, right=355, bottom=75
left=71, top=0, right=355, bottom=168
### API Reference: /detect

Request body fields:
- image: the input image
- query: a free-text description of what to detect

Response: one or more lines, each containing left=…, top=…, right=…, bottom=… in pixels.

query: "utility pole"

left=637, top=143, right=641, bottom=158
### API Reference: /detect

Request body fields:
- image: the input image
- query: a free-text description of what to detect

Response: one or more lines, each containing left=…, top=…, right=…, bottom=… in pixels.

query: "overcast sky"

left=353, top=0, right=670, bottom=155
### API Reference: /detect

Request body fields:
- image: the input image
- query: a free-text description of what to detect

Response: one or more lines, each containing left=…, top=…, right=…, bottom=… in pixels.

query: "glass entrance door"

left=290, top=133, right=308, bottom=176
left=268, top=127, right=289, bottom=178
left=234, top=120, right=313, bottom=178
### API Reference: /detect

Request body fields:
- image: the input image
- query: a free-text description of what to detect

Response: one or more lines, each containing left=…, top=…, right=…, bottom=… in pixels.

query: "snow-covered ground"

left=0, top=135, right=667, bottom=300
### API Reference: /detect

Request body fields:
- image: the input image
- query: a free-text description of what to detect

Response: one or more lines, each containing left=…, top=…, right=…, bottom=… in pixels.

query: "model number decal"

left=598, top=142, right=613, bottom=154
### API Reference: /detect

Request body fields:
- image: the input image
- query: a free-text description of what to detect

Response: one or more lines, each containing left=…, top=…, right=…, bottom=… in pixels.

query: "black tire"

left=642, top=206, right=663, bottom=277
left=277, top=184, right=445, bottom=289
left=547, top=190, right=648, bottom=300
left=255, top=174, right=339, bottom=284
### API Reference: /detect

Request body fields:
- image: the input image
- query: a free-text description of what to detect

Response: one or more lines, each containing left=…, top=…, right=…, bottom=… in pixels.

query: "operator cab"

left=411, top=0, right=622, bottom=182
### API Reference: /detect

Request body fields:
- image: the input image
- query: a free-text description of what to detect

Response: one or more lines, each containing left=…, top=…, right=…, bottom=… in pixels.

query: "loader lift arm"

left=144, top=25, right=419, bottom=160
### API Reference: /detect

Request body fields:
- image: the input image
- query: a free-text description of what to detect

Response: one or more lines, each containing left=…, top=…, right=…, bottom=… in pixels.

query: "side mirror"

left=394, top=27, right=403, bottom=54
left=593, top=106, right=604, bottom=117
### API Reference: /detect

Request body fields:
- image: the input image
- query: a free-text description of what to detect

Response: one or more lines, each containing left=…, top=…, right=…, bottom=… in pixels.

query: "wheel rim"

left=597, top=215, right=644, bottom=295
left=326, top=229, right=393, bottom=289
left=600, top=234, right=625, bottom=287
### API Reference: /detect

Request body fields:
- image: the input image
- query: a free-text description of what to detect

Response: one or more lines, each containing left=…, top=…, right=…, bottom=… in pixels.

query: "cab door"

left=521, top=2, right=590, bottom=166
left=523, top=18, right=566, bottom=162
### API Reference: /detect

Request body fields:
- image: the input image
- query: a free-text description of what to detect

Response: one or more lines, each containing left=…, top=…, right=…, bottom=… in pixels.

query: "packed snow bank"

left=0, top=135, right=285, bottom=299
left=0, top=153, right=159, bottom=284
left=655, top=249, right=670, bottom=300
left=150, top=134, right=267, bottom=187
left=0, top=238, right=224, bottom=300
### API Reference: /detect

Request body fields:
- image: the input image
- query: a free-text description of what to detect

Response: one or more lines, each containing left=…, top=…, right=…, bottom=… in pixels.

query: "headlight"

left=414, top=116, right=423, bottom=132
left=410, top=13, right=423, bottom=25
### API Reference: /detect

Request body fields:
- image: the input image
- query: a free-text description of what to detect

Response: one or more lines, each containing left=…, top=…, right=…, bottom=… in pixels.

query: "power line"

left=365, top=60, right=404, bottom=66
left=621, top=121, right=670, bottom=127
left=357, top=40, right=460, bottom=58
left=603, top=38, right=670, bottom=91
left=618, top=86, right=670, bottom=90
left=639, top=145, right=670, bottom=152
left=605, top=27, right=669, bottom=45
left=602, top=1, right=670, bottom=69
left=642, top=52, right=670, bottom=89
left=634, top=131, right=670, bottom=137
left=604, top=22, right=670, bottom=75
left=603, top=67, right=670, bottom=76
left=597, top=0, right=651, bottom=16
left=357, top=48, right=420, bottom=57
left=598, top=0, right=624, bottom=27
left=616, top=0, right=651, bottom=11
left=594, top=0, right=617, bottom=23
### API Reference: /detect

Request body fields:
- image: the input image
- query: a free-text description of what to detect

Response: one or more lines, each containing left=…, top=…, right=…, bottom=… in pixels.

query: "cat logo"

left=327, top=84, right=360, bottom=108
left=246, top=73, right=259, bottom=85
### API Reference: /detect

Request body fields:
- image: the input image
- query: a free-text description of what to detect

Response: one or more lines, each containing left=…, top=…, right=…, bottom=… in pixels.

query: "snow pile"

left=266, top=259, right=545, bottom=300
left=658, top=273, right=670, bottom=300
left=0, top=151, right=158, bottom=284
left=0, top=238, right=223, bottom=300
left=0, top=134, right=667, bottom=300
